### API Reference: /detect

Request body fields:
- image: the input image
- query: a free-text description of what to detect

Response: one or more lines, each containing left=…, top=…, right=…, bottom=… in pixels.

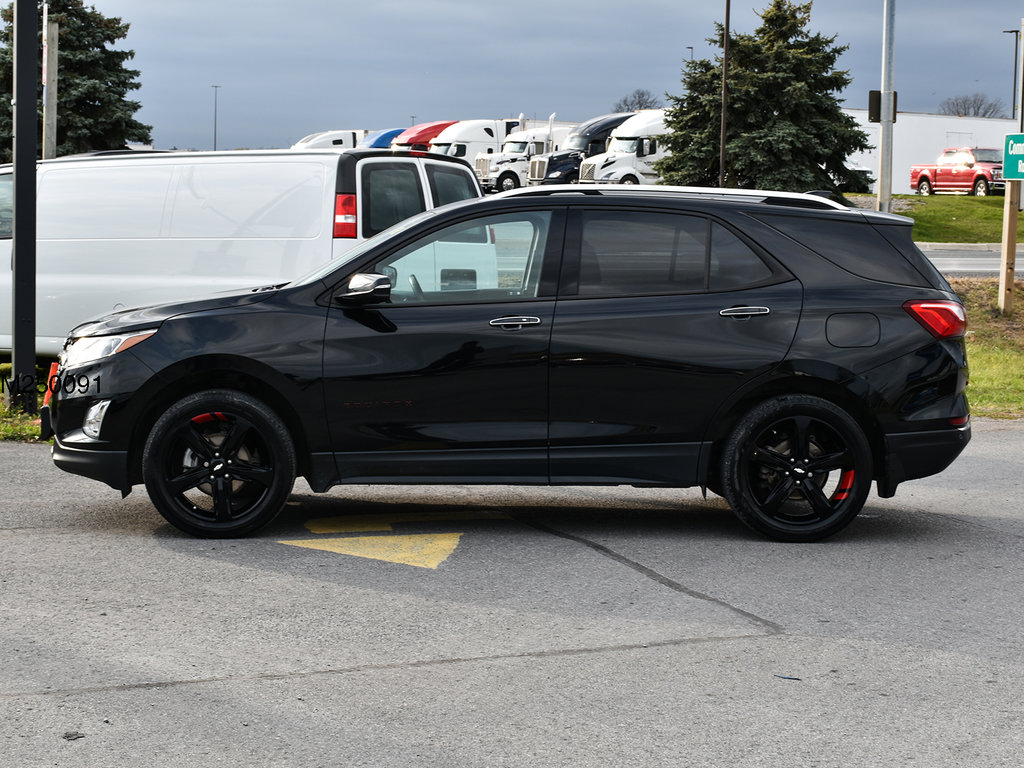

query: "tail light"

left=902, top=300, right=967, bottom=339
left=334, top=194, right=357, bottom=238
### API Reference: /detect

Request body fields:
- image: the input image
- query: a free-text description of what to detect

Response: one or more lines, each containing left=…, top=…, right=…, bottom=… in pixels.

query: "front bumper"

left=52, top=432, right=132, bottom=493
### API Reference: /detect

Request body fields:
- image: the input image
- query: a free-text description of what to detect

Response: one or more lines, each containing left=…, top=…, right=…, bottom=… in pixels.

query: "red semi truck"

left=910, top=147, right=1004, bottom=196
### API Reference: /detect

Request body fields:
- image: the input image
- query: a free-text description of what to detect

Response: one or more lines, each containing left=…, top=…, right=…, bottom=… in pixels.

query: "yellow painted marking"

left=304, top=511, right=509, bottom=535
left=278, top=533, right=463, bottom=569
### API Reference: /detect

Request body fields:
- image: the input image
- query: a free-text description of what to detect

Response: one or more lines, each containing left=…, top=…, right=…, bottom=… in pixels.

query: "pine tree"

left=0, top=0, right=152, bottom=161
left=656, top=0, right=870, bottom=193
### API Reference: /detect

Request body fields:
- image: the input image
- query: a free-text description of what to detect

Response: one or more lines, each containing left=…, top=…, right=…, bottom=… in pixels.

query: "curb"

left=916, top=242, right=1022, bottom=253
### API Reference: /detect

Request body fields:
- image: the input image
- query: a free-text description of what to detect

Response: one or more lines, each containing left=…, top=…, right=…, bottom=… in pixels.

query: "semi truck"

left=473, top=114, right=576, bottom=192
left=428, top=118, right=525, bottom=160
left=578, top=109, right=668, bottom=185
left=527, top=112, right=634, bottom=185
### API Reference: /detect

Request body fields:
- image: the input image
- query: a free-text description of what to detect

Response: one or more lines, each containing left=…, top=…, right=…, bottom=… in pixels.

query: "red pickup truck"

left=910, top=147, right=1004, bottom=196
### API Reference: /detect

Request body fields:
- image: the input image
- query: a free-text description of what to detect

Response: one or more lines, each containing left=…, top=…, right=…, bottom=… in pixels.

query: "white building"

left=844, top=109, right=1016, bottom=195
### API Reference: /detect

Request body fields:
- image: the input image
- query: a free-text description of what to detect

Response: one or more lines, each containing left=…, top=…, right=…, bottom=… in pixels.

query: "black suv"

left=43, top=186, right=970, bottom=542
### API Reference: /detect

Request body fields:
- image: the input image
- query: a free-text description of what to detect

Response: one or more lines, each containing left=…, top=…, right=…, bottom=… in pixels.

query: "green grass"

left=888, top=194, right=1024, bottom=243
left=949, top=277, right=1024, bottom=419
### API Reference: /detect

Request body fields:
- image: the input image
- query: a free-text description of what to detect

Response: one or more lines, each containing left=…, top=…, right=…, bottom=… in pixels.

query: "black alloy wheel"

left=720, top=395, right=872, bottom=542
left=142, top=390, right=295, bottom=538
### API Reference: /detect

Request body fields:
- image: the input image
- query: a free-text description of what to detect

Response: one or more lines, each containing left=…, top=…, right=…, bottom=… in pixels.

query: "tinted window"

left=756, top=213, right=932, bottom=286
left=709, top=222, right=773, bottom=290
left=362, top=163, right=425, bottom=237
left=373, top=212, right=551, bottom=304
left=426, top=164, right=478, bottom=207
left=578, top=210, right=707, bottom=296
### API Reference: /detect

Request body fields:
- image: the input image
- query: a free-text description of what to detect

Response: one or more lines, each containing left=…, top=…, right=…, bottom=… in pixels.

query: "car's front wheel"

left=972, top=177, right=989, bottom=196
left=142, top=389, right=295, bottom=538
left=719, top=395, right=872, bottom=542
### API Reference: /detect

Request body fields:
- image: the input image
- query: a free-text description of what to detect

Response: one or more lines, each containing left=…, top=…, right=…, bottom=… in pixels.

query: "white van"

left=578, top=109, right=668, bottom=185
left=0, top=148, right=481, bottom=355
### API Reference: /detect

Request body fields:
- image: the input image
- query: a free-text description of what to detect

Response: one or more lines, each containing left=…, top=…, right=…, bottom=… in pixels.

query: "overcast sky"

left=90, top=0, right=1020, bottom=151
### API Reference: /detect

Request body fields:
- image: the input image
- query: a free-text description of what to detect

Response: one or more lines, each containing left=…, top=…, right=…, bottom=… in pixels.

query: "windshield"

left=501, top=141, right=528, bottom=154
left=564, top=135, right=588, bottom=151
left=972, top=149, right=1002, bottom=163
left=608, top=137, right=639, bottom=153
left=290, top=208, right=442, bottom=287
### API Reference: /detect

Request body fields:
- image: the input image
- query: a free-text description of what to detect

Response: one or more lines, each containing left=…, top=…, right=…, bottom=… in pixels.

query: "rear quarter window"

left=755, top=212, right=934, bottom=287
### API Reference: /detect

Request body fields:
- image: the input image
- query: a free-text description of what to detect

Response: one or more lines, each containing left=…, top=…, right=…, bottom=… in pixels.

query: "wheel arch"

left=125, top=355, right=315, bottom=486
left=702, top=369, right=887, bottom=484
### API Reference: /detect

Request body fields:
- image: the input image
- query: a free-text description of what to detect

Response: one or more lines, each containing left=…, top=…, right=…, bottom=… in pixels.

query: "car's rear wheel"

left=917, top=179, right=932, bottom=195
left=142, top=390, right=295, bottom=538
left=719, top=395, right=872, bottom=542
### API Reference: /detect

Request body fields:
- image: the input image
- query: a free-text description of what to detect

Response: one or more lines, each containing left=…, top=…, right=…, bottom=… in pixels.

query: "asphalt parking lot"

left=2, top=418, right=1022, bottom=767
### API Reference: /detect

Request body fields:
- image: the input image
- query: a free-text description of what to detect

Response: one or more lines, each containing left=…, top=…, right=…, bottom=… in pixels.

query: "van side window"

left=0, top=175, right=12, bottom=239
left=171, top=162, right=323, bottom=238
left=426, top=164, right=479, bottom=207
left=361, top=163, right=425, bottom=237
left=38, top=166, right=174, bottom=239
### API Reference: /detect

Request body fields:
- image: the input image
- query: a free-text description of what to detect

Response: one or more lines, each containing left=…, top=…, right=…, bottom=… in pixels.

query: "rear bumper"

left=877, top=421, right=971, bottom=497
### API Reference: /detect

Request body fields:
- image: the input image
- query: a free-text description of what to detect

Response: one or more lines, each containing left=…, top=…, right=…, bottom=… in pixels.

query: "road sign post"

left=1001, top=134, right=1024, bottom=314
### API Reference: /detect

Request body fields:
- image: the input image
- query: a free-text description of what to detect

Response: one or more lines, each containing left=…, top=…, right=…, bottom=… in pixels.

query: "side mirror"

left=338, top=272, right=392, bottom=303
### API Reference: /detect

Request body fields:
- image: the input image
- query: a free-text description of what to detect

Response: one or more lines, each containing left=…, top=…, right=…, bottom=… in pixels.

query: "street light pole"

left=211, top=85, right=221, bottom=150
left=1004, top=29, right=1020, bottom=120
left=719, top=0, right=730, bottom=188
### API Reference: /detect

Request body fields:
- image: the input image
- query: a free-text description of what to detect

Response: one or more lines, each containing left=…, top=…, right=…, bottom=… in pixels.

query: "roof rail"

left=496, top=183, right=852, bottom=211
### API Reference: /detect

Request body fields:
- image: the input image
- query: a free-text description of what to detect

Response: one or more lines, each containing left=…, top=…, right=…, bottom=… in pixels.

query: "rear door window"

left=361, top=162, right=425, bottom=237
left=426, top=163, right=479, bottom=207
left=573, top=209, right=775, bottom=297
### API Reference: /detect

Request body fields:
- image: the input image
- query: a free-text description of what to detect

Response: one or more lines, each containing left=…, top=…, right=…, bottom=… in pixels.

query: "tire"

left=972, top=178, right=989, bottom=196
left=917, top=179, right=932, bottom=195
left=497, top=173, right=519, bottom=192
left=719, top=395, right=872, bottom=542
left=142, top=390, right=296, bottom=538
left=620, top=175, right=639, bottom=185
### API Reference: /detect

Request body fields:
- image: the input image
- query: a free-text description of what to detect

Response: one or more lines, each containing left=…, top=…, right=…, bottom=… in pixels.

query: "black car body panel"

left=47, top=186, right=971, bottom=541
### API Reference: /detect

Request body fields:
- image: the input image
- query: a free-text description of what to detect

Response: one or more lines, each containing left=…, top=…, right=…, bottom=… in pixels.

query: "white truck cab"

left=473, top=115, right=576, bottom=192
left=578, top=109, right=668, bottom=185
left=428, top=119, right=524, bottom=160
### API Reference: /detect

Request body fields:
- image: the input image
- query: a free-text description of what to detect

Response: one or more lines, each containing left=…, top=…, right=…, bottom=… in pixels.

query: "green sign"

left=1004, top=134, right=1024, bottom=180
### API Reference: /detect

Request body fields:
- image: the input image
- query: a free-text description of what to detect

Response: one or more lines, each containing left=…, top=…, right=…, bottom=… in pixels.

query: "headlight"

left=547, top=170, right=563, bottom=178
left=60, top=329, right=157, bottom=368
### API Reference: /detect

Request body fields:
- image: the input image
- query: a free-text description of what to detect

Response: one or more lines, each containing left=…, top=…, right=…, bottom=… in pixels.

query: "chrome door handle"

left=489, top=316, right=542, bottom=329
left=719, top=306, right=771, bottom=317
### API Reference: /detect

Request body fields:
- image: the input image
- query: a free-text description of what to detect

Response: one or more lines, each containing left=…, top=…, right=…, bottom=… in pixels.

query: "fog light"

left=83, top=400, right=111, bottom=439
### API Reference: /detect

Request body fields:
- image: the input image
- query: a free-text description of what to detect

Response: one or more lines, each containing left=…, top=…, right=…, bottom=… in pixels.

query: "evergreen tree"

left=0, top=0, right=151, bottom=161
left=656, top=0, right=870, bottom=193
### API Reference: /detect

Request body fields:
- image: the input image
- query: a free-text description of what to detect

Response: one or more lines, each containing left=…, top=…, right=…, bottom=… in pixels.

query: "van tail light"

left=902, top=300, right=967, bottom=339
left=334, top=194, right=357, bottom=238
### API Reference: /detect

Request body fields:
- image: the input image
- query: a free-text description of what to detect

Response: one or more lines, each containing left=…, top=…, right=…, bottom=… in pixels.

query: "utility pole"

left=42, top=6, right=58, bottom=159
left=876, top=0, right=896, bottom=213
left=998, top=19, right=1024, bottom=316
left=719, top=0, right=730, bottom=188
left=211, top=85, right=221, bottom=150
